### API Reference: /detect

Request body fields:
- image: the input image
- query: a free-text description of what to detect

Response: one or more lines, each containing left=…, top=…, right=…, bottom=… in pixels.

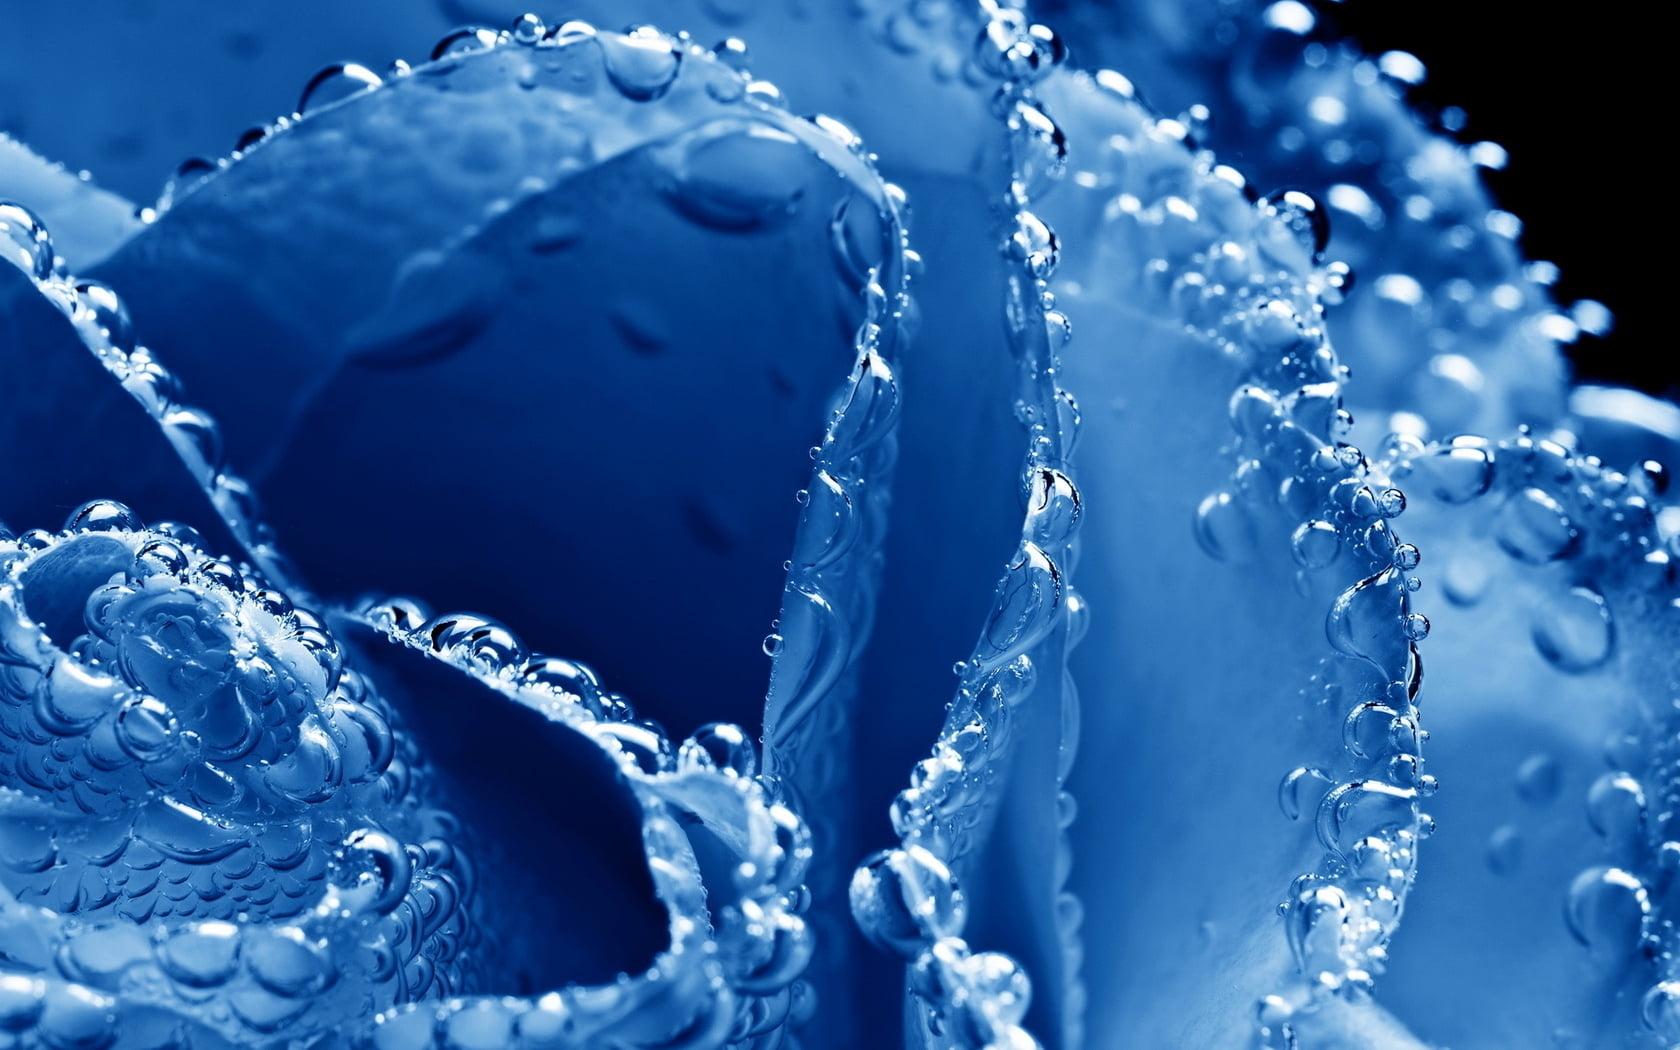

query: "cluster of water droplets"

left=0, top=503, right=471, bottom=1047
left=1376, top=422, right=1680, bottom=1043
left=0, top=200, right=285, bottom=580
left=848, top=4, right=1082, bottom=1048
left=357, top=595, right=817, bottom=1048
left=1022, top=45, right=1442, bottom=1040
left=1052, top=0, right=1593, bottom=440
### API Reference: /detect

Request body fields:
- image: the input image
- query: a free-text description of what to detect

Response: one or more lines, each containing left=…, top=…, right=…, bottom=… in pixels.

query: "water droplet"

left=1515, top=753, right=1562, bottom=805
left=297, top=63, right=383, bottom=115
left=71, top=280, right=135, bottom=356
left=849, top=846, right=966, bottom=958
left=340, top=828, right=412, bottom=915
left=713, top=37, right=751, bottom=73
left=1486, top=824, right=1523, bottom=875
left=66, top=500, right=143, bottom=533
left=1259, top=189, right=1330, bottom=268
left=1290, top=520, right=1339, bottom=569
left=598, top=28, right=682, bottom=102
left=1008, top=210, right=1059, bottom=279
left=679, top=722, right=757, bottom=778
left=1531, top=585, right=1613, bottom=673
left=1009, top=101, right=1067, bottom=202
left=1326, top=568, right=1415, bottom=683
left=1416, top=439, right=1495, bottom=504
left=159, top=923, right=242, bottom=987
left=1585, top=772, right=1646, bottom=844
left=1194, top=492, right=1255, bottom=563
left=657, top=120, right=810, bottom=231
left=509, top=13, right=544, bottom=45
left=1495, top=487, right=1580, bottom=564
left=1279, top=767, right=1332, bottom=820
left=1565, top=866, right=1649, bottom=959
left=974, top=12, right=1066, bottom=83
left=1641, top=982, right=1680, bottom=1041
left=431, top=27, right=500, bottom=61
left=0, top=201, right=54, bottom=279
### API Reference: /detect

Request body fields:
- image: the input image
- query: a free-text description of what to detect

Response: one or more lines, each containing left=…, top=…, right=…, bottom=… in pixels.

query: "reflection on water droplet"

left=1585, top=772, right=1646, bottom=845
left=598, top=28, right=682, bottom=102
left=850, top=846, right=966, bottom=959
left=0, top=201, right=54, bottom=279
left=1496, top=487, right=1580, bottom=564
left=1416, top=440, right=1495, bottom=504
left=1194, top=491, right=1255, bottom=563
left=657, top=120, right=810, bottom=231
left=1565, top=866, right=1649, bottom=960
left=1290, top=520, right=1339, bottom=569
left=1641, top=982, right=1680, bottom=1041
left=1531, top=585, right=1614, bottom=673
left=1279, top=767, right=1332, bottom=820
left=297, top=63, right=383, bottom=115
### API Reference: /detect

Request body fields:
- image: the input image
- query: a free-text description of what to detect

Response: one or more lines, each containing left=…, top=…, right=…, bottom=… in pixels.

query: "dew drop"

left=1290, top=520, right=1339, bottom=569
left=657, top=120, right=810, bottom=231
left=1564, top=866, right=1649, bottom=959
left=72, top=280, right=135, bottom=354
left=1641, top=982, right=1680, bottom=1041
left=509, top=13, right=544, bottom=45
left=1259, top=188, right=1330, bottom=268
left=680, top=722, right=757, bottom=778
left=1495, top=487, right=1580, bottom=564
left=1279, top=767, right=1332, bottom=820
left=849, top=846, right=966, bottom=959
left=1531, top=585, right=1613, bottom=673
left=598, top=28, right=682, bottom=102
left=1585, top=772, right=1646, bottom=845
left=297, top=63, right=383, bottom=115
left=1194, top=492, right=1255, bottom=563
left=0, top=201, right=54, bottom=279
left=1415, top=440, right=1495, bottom=504
left=431, top=27, right=500, bottom=61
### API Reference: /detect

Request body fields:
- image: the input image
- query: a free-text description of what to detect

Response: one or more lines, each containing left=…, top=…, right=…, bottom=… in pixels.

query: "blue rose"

left=0, top=3, right=1674, bottom=1050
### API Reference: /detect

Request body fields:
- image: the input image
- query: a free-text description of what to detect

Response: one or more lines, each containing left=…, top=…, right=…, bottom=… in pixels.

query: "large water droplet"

left=1495, top=487, right=1580, bottom=564
left=1415, top=439, right=1495, bottom=504
left=1585, top=772, right=1646, bottom=845
left=0, top=201, right=54, bottom=279
left=850, top=846, right=966, bottom=959
left=657, top=120, right=810, bottom=231
left=1565, top=866, right=1649, bottom=960
left=1531, top=585, right=1614, bottom=673
left=297, top=63, right=383, bottom=115
left=1194, top=491, right=1256, bottom=563
left=598, top=28, right=682, bottom=102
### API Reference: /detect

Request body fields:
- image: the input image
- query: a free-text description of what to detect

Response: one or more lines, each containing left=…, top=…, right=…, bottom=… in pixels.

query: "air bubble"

left=1290, top=520, right=1339, bottom=569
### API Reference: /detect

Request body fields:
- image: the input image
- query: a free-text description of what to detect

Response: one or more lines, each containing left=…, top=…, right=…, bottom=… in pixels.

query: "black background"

left=1321, top=0, right=1668, bottom=402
